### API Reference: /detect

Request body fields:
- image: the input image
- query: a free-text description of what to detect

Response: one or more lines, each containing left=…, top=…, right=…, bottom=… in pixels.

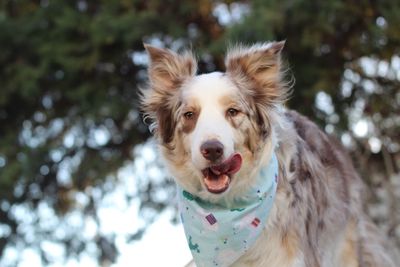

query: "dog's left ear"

left=225, top=41, right=289, bottom=138
left=225, top=41, right=288, bottom=105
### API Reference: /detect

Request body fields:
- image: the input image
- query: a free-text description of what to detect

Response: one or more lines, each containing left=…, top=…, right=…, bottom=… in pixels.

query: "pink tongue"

left=204, top=153, right=242, bottom=194
left=210, top=153, right=242, bottom=175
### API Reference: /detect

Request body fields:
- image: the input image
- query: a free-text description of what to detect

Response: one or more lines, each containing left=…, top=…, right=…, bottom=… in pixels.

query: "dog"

left=140, top=42, right=398, bottom=267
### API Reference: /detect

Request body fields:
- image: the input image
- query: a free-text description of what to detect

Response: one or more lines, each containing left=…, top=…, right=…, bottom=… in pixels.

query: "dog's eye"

left=184, top=111, right=194, bottom=120
left=227, top=108, right=239, bottom=117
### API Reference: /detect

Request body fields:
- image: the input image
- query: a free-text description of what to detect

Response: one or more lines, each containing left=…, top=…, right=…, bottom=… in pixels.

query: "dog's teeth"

left=204, top=174, right=230, bottom=194
left=211, top=168, right=221, bottom=175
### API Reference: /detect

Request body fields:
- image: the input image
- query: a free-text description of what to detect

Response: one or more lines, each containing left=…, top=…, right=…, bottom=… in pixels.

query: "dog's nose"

left=200, top=140, right=224, bottom=162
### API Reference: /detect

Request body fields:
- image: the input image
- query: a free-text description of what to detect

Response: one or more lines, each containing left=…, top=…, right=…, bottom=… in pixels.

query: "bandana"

left=178, top=153, right=278, bottom=267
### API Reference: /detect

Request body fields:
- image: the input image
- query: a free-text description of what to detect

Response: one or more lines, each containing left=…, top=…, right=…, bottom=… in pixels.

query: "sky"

left=0, top=141, right=192, bottom=267
left=121, top=209, right=191, bottom=267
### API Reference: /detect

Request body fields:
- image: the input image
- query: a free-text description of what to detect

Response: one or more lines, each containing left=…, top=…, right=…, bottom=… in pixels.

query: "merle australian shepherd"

left=140, top=42, right=398, bottom=267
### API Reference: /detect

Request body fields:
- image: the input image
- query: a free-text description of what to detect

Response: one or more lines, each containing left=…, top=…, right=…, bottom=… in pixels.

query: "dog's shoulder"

left=284, top=109, right=354, bottom=172
left=281, top=109, right=364, bottom=214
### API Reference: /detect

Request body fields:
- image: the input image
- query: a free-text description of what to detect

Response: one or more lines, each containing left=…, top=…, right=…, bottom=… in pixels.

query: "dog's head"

left=141, top=42, right=289, bottom=202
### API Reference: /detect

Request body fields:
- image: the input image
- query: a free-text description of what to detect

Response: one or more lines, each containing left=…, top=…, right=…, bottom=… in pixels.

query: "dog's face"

left=141, top=42, right=288, bottom=201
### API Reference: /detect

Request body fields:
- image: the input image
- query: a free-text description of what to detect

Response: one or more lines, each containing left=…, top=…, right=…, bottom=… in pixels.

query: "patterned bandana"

left=178, top=153, right=278, bottom=267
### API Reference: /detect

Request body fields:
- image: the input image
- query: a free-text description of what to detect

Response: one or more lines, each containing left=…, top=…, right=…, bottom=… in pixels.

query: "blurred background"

left=0, top=0, right=399, bottom=266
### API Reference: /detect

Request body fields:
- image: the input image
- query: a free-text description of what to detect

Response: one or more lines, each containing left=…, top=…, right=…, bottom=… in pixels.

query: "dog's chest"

left=231, top=228, right=304, bottom=267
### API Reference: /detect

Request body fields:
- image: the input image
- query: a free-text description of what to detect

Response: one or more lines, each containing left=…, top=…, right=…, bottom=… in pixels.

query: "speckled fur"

left=140, top=43, right=398, bottom=267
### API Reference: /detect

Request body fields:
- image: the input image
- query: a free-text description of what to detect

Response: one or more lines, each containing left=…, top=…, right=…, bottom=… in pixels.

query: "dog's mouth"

left=201, top=153, right=242, bottom=194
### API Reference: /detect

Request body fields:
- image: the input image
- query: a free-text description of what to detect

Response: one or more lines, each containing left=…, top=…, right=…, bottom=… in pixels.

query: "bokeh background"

left=0, top=0, right=399, bottom=266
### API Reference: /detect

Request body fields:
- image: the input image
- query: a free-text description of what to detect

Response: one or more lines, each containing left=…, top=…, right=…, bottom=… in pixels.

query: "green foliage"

left=0, top=0, right=399, bottom=265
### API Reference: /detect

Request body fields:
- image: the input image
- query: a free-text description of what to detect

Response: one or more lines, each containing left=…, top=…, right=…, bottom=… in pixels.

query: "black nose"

left=200, top=140, right=224, bottom=162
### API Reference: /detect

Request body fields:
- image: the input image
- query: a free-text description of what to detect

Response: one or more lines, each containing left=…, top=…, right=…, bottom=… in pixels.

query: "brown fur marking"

left=141, top=44, right=197, bottom=145
left=180, top=104, right=200, bottom=134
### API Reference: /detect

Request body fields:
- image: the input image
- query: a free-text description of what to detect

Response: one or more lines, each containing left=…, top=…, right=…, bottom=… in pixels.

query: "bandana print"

left=178, top=153, right=278, bottom=267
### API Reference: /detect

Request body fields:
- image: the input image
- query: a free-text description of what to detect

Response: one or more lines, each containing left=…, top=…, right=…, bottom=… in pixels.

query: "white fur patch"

left=182, top=72, right=239, bottom=170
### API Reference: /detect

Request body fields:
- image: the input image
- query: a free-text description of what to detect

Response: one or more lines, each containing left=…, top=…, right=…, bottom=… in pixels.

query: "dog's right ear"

left=144, top=44, right=197, bottom=91
left=141, top=45, right=197, bottom=145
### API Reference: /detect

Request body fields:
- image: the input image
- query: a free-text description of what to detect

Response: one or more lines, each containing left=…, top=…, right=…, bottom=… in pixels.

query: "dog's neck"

left=178, top=153, right=279, bottom=267
left=229, top=113, right=302, bottom=267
